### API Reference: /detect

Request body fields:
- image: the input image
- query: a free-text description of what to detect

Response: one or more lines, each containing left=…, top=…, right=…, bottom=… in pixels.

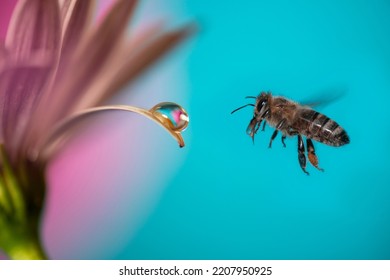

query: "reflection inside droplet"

left=150, top=102, right=189, bottom=132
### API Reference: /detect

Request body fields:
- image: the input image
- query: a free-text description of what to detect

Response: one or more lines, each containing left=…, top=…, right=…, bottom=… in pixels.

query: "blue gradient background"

left=37, top=0, right=390, bottom=260
left=111, top=0, right=390, bottom=260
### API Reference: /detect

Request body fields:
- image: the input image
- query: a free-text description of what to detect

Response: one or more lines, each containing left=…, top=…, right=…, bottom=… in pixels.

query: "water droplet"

left=150, top=102, right=189, bottom=132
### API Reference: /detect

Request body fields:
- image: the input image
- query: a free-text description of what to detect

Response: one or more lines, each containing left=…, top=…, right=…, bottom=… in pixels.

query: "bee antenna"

left=231, top=104, right=254, bottom=114
left=245, top=96, right=256, bottom=99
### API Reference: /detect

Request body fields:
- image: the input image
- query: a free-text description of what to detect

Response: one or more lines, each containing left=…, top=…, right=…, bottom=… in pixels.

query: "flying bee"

left=231, top=91, right=350, bottom=174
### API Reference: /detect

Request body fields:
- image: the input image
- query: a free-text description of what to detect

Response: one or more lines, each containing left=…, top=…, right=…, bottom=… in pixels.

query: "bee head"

left=230, top=92, right=271, bottom=143
left=254, top=92, right=271, bottom=118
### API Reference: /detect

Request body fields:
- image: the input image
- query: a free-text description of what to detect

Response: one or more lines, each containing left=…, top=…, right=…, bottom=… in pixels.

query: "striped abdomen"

left=293, top=108, right=350, bottom=147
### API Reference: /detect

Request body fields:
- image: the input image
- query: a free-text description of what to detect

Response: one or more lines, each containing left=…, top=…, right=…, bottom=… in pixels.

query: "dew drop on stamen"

left=149, top=102, right=189, bottom=132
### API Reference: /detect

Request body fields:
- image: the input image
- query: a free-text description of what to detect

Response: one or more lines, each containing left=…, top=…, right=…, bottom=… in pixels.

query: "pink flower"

left=0, top=0, right=191, bottom=259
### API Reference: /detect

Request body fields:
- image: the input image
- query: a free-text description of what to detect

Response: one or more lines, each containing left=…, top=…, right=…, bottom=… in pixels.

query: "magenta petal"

left=0, top=65, right=52, bottom=159
left=60, top=0, right=94, bottom=63
left=0, top=42, right=7, bottom=70
left=5, top=0, right=61, bottom=63
left=29, top=0, right=138, bottom=140
left=74, top=24, right=194, bottom=110
left=98, top=26, right=195, bottom=104
left=0, top=0, right=17, bottom=40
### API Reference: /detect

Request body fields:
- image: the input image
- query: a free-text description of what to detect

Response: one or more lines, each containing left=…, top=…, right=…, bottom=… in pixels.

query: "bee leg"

left=298, top=135, right=309, bottom=175
left=261, top=121, right=266, bottom=131
left=269, top=119, right=286, bottom=148
left=281, top=135, right=286, bottom=147
left=254, top=120, right=262, bottom=134
left=246, top=117, right=258, bottom=144
left=306, top=139, right=324, bottom=171
left=250, top=133, right=255, bottom=144
left=268, top=130, right=278, bottom=148
left=247, top=117, right=265, bottom=144
left=260, top=109, right=269, bottom=132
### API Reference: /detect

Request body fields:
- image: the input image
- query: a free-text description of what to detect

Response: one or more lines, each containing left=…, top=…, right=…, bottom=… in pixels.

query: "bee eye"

left=256, top=100, right=267, bottom=112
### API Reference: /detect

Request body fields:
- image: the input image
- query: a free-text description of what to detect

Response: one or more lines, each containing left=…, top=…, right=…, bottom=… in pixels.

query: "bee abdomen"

left=298, top=109, right=350, bottom=147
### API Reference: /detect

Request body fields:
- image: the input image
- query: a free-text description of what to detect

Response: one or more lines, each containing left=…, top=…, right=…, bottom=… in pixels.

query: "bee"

left=231, top=91, right=350, bottom=174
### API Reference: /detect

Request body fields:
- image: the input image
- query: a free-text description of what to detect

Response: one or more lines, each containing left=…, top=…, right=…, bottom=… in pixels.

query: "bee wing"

left=300, top=88, right=347, bottom=109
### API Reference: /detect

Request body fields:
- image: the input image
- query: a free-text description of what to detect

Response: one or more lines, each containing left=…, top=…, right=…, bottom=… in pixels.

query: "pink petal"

left=5, top=0, right=61, bottom=63
left=28, top=0, right=138, bottom=146
left=0, top=0, right=17, bottom=40
left=59, top=0, right=95, bottom=64
left=89, top=25, right=195, bottom=108
left=2, top=0, right=62, bottom=158
left=58, top=0, right=74, bottom=23
left=0, top=66, right=52, bottom=160
left=0, top=42, right=7, bottom=71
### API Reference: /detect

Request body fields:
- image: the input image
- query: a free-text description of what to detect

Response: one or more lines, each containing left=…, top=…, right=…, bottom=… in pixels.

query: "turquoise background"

left=2, top=0, right=389, bottom=261
left=115, top=0, right=390, bottom=260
